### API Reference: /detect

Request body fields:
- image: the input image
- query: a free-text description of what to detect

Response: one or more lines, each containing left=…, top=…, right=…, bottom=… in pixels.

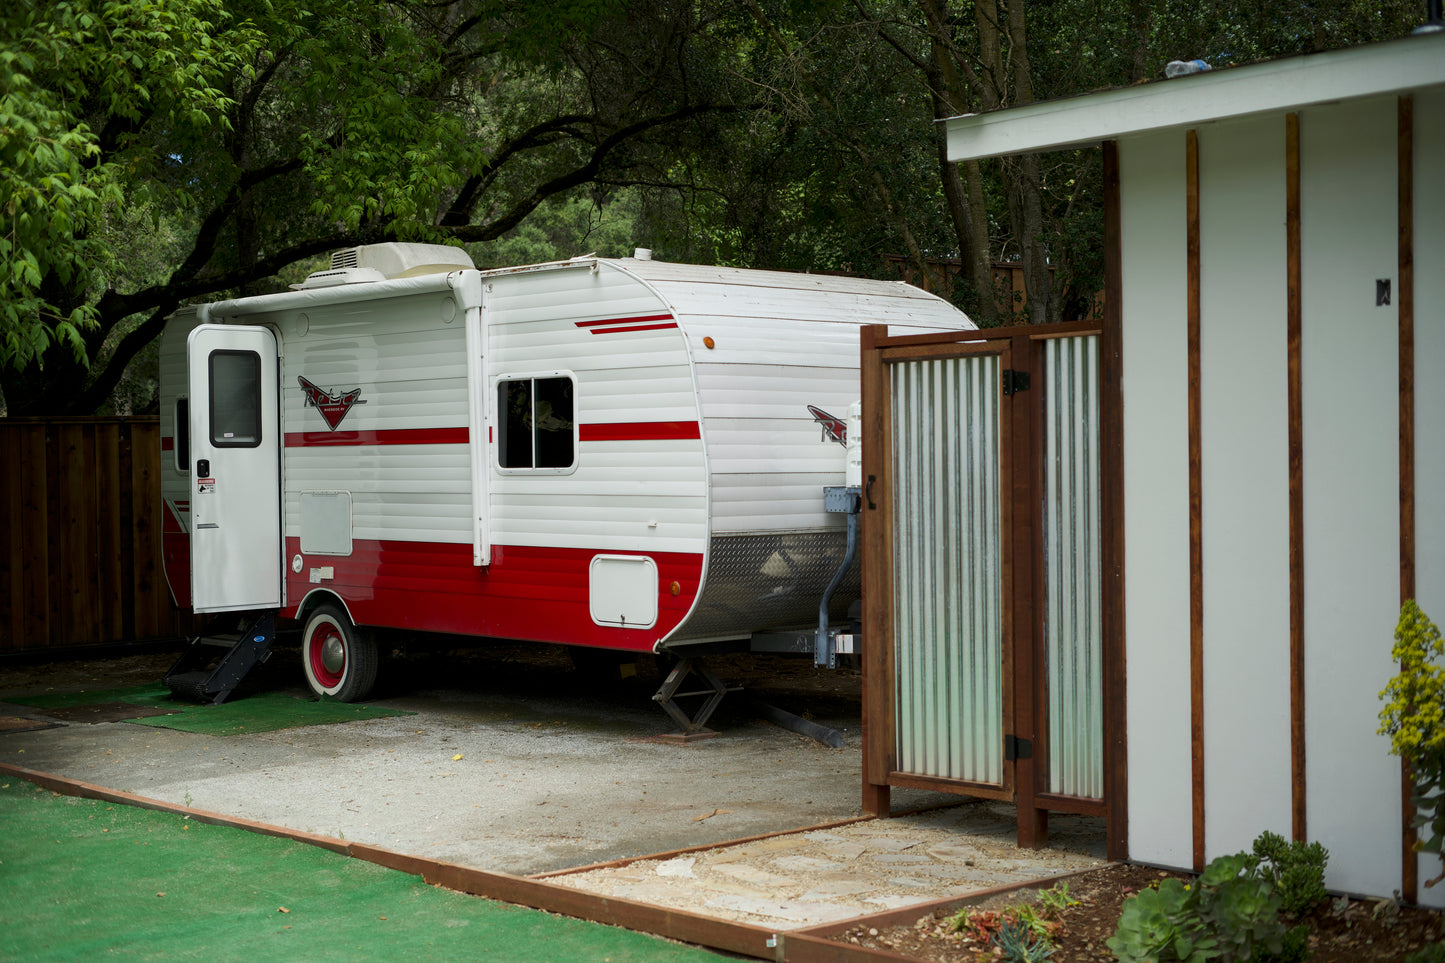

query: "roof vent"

left=293, top=267, right=386, bottom=289
left=293, top=242, right=476, bottom=288
left=633, top=248, right=653, bottom=260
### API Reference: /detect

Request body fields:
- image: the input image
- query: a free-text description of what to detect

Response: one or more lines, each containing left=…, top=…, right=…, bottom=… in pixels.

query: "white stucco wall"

left=1197, top=115, right=1293, bottom=861
left=1118, top=94, right=1439, bottom=899
left=1120, top=130, right=1195, bottom=870
left=1299, top=95, right=1403, bottom=900
left=1410, top=86, right=1445, bottom=907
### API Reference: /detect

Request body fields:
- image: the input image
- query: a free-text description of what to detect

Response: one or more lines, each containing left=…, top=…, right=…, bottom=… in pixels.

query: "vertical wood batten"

left=1186, top=128, right=1205, bottom=873
left=20, top=425, right=50, bottom=648
left=1101, top=140, right=1128, bottom=861
left=860, top=324, right=892, bottom=817
left=97, top=421, right=124, bottom=642
left=1398, top=94, right=1418, bottom=905
left=1286, top=112, right=1306, bottom=845
left=1010, top=332, right=1044, bottom=847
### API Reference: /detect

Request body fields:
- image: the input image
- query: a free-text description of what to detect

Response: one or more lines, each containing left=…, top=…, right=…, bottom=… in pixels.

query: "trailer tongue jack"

left=651, top=657, right=737, bottom=740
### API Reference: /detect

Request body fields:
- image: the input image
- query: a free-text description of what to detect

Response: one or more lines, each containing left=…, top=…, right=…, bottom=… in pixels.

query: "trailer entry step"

left=163, top=611, right=278, bottom=705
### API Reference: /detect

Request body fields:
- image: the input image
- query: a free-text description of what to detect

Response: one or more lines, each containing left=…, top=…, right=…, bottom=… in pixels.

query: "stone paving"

left=543, top=799, right=1108, bottom=930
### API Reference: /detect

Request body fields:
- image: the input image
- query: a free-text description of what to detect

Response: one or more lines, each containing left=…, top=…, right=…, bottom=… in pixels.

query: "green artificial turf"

left=7, top=684, right=173, bottom=709
left=0, top=779, right=727, bottom=963
left=7, top=685, right=412, bottom=735
left=125, top=691, right=413, bottom=736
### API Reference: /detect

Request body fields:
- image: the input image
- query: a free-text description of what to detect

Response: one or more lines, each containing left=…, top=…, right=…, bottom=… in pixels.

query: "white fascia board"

left=946, top=33, right=1445, bottom=161
left=209, top=271, right=478, bottom=319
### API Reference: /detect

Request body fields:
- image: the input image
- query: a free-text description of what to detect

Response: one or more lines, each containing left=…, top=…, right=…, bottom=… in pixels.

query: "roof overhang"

left=945, top=33, right=1445, bottom=162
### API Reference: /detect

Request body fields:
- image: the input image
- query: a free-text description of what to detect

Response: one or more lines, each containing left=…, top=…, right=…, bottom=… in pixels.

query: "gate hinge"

left=1004, top=735, right=1033, bottom=761
left=1002, top=369, right=1030, bottom=395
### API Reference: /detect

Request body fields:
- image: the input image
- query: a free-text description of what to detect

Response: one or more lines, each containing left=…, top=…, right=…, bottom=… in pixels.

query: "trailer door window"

left=497, top=376, right=575, bottom=470
left=208, top=350, right=262, bottom=447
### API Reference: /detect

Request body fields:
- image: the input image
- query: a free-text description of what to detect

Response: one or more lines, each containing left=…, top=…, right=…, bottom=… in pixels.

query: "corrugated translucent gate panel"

left=891, top=356, right=1003, bottom=784
left=1043, top=335, right=1104, bottom=798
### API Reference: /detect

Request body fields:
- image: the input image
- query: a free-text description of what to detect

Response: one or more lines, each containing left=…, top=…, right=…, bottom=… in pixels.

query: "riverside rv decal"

left=807, top=405, right=848, bottom=446
left=297, top=376, right=367, bottom=430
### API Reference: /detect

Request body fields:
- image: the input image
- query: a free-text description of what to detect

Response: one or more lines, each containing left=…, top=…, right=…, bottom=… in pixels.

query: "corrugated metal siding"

left=1043, top=335, right=1103, bottom=798
left=891, top=356, right=1003, bottom=784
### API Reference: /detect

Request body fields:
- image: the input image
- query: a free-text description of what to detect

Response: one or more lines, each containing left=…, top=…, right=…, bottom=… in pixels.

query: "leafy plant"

left=1013, top=901, right=1062, bottom=943
left=1108, top=877, right=1220, bottom=963
left=950, top=906, right=1004, bottom=941
left=1192, top=853, right=1287, bottom=961
left=1108, top=832, right=1330, bottom=963
left=1380, top=601, right=1445, bottom=887
left=1037, top=881, right=1081, bottom=916
left=1407, top=943, right=1445, bottom=963
left=991, top=918, right=1056, bottom=962
left=1263, top=923, right=1313, bottom=963
left=1253, top=830, right=1329, bottom=915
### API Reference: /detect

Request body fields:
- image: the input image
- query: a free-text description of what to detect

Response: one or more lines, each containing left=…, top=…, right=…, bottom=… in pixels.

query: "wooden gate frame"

left=859, top=319, right=1127, bottom=860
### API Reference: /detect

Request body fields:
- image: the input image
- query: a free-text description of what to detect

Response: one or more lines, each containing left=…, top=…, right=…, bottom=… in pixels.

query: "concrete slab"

left=0, top=646, right=1107, bottom=931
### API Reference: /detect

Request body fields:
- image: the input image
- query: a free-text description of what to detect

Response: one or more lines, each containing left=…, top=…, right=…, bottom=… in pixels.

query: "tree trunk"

left=925, top=28, right=994, bottom=322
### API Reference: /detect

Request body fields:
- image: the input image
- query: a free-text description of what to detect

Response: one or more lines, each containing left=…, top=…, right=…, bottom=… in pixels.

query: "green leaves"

left=1381, top=601, right=1445, bottom=885
left=1108, top=878, right=1220, bottom=963
left=0, top=0, right=261, bottom=371
left=1108, top=834, right=1327, bottom=963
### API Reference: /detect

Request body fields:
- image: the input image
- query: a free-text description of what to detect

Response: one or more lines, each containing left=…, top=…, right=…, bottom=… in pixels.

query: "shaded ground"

left=0, top=778, right=728, bottom=963
left=0, top=643, right=1110, bottom=937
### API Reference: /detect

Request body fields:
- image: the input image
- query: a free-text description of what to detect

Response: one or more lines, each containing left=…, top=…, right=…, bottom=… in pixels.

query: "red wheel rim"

left=308, top=622, right=345, bottom=689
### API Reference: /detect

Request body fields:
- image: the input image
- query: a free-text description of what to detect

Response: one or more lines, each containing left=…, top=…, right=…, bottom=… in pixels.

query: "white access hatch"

left=589, top=555, right=658, bottom=629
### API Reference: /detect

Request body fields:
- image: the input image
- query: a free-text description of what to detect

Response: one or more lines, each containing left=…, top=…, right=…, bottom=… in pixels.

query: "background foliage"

left=0, top=0, right=1426, bottom=414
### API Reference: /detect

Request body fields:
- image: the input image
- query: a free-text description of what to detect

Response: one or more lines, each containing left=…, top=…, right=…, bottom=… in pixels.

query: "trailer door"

left=187, top=324, right=283, bottom=612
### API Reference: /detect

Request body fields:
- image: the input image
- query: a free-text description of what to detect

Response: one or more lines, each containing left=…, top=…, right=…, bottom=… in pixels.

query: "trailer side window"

left=175, top=397, right=190, bottom=471
left=497, top=376, right=575, bottom=470
left=208, top=350, right=262, bottom=448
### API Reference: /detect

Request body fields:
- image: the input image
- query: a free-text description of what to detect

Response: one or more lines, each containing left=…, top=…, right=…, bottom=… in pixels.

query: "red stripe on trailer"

left=281, top=539, right=703, bottom=652
left=585, top=322, right=678, bottom=335
left=574, top=314, right=674, bottom=329
left=161, top=498, right=191, bottom=608
left=284, top=427, right=469, bottom=448
left=580, top=422, right=701, bottom=442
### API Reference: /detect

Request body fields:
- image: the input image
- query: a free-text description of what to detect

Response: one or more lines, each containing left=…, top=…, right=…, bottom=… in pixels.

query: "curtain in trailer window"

left=208, top=350, right=261, bottom=447
left=497, top=377, right=574, bottom=469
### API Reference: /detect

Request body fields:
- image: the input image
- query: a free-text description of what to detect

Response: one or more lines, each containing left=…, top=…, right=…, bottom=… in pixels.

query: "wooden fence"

left=1, top=417, right=197, bottom=654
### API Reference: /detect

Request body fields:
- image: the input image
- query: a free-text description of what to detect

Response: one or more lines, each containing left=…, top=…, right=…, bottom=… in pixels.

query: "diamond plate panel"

left=665, top=531, right=858, bottom=644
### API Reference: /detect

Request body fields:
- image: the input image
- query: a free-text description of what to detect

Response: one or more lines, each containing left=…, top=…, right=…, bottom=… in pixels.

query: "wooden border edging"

left=1, top=762, right=1094, bottom=962
left=789, top=865, right=1101, bottom=941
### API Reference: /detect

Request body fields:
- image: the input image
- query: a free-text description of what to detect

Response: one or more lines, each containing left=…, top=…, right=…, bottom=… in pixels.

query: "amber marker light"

left=670, top=581, right=681, bottom=596
left=703, top=336, right=715, bottom=349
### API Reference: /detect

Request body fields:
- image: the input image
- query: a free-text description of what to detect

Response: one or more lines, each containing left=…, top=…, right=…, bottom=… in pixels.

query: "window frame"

left=207, top=349, right=264, bottom=449
left=494, top=371, right=578, bottom=475
left=174, top=396, right=191, bottom=472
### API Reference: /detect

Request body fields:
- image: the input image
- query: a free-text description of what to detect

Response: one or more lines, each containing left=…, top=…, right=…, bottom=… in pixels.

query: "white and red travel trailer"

left=158, top=243, right=974, bottom=712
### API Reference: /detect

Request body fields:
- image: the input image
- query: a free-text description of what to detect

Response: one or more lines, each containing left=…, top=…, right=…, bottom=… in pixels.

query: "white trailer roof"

left=199, top=253, right=971, bottom=332
left=945, top=32, right=1445, bottom=162
left=603, top=257, right=974, bottom=331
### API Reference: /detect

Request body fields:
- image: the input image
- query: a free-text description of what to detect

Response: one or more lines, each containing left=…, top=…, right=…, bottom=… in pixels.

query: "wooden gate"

left=860, top=321, right=1125, bottom=854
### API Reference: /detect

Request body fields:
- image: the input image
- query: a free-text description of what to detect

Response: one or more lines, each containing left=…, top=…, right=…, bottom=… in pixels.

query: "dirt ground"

left=838, top=862, right=1445, bottom=961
